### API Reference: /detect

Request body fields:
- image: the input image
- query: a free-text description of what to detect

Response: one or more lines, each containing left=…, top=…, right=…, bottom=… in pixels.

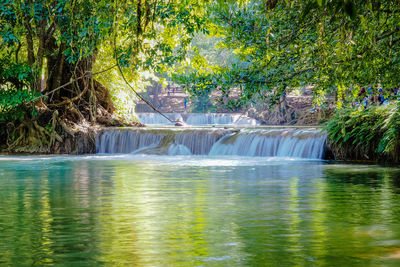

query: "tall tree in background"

left=176, top=0, right=400, bottom=109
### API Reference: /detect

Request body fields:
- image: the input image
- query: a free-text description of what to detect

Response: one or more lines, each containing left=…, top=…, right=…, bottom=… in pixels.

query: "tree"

left=0, top=0, right=210, bottom=152
left=174, top=0, right=400, bottom=109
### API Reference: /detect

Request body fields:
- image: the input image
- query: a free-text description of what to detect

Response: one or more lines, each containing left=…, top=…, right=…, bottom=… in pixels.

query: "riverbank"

left=0, top=74, right=146, bottom=154
left=4, top=101, right=399, bottom=164
left=0, top=107, right=143, bottom=154
left=325, top=102, right=400, bottom=163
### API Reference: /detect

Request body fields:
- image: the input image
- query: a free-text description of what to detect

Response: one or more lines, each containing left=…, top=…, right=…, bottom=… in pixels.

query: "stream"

left=1, top=117, right=400, bottom=265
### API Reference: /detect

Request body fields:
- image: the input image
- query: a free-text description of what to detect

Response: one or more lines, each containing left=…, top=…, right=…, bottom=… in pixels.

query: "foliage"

left=0, top=89, right=40, bottom=122
left=188, top=32, right=239, bottom=68
left=107, top=0, right=211, bottom=115
left=1, top=0, right=399, bottom=120
left=0, top=55, right=37, bottom=122
left=0, top=63, right=34, bottom=90
left=174, top=0, right=400, bottom=109
left=325, top=102, right=400, bottom=161
left=1, top=0, right=211, bottom=87
left=0, top=0, right=212, bottom=125
left=112, top=0, right=209, bottom=72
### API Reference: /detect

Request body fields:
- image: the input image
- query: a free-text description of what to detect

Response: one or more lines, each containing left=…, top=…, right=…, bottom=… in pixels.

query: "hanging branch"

left=112, top=0, right=174, bottom=123
left=28, top=64, right=117, bottom=104
left=112, top=43, right=175, bottom=123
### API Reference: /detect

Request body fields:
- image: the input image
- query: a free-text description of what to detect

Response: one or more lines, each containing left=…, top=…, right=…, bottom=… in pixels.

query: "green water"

left=1, top=155, right=400, bottom=266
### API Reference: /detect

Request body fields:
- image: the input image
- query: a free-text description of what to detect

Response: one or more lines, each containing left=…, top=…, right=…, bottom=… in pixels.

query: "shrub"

left=325, top=102, right=400, bottom=162
left=0, top=89, right=40, bottom=122
left=0, top=61, right=40, bottom=122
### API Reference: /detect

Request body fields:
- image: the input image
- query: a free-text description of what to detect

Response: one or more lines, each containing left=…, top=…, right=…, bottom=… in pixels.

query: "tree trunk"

left=46, top=40, right=69, bottom=98
left=34, top=20, right=47, bottom=92
left=24, top=20, right=35, bottom=66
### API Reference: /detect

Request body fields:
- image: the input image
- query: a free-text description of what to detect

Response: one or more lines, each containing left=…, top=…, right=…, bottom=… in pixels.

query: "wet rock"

left=174, top=119, right=186, bottom=127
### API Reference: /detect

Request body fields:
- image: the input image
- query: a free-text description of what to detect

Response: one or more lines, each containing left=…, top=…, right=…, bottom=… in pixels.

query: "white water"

left=168, top=144, right=192, bottom=155
left=209, top=129, right=326, bottom=159
left=185, top=113, right=258, bottom=126
left=137, top=113, right=183, bottom=125
left=96, top=128, right=327, bottom=159
left=96, top=128, right=227, bottom=155
left=136, top=113, right=259, bottom=126
left=96, top=130, right=164, bottom=153
left=172, top=130, right=223, bottom=154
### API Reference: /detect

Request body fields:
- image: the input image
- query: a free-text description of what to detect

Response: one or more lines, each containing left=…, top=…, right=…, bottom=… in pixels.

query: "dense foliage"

left=0, top=53, right=37, bottom=121
left=0, top=0, right=209, bottom=107
left=325, top=102, right=400, bottom=162
left=175, top=0, right=400, bottom=109
left=0, top=0, right=211, bottom=152
left=2, top=0, right=398, bottom=112
left=0, top=89, right=39, bottom=121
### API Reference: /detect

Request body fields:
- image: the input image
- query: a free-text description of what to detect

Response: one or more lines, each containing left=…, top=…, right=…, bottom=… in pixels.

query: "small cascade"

left=96, top=127, right=327, bottom=159
left=137, top=113, right=182, bottom=125
left=209, top=129, right=326, bottom=159
left=136, top=112, right=259, bottom=126
left=185, top=113, right=258, bottom=126
left=173, top=131, right=223, bottom=154
left=168, top=144, right=192, bottom=155
left=96, top=128, right=228, bottom=155
left=96, top=129, right=164, bottom=153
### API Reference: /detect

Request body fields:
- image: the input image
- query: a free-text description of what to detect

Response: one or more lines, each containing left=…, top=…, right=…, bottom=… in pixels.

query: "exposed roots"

left=2, top=77, right=141, bottom=154
left=8, top=120, right=54, bottom=153
left=4, top=111, right=99, bottom=154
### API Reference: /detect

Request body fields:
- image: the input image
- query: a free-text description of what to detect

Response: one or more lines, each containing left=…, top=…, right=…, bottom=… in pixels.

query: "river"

left=1, top=119, right=400, bottom=265
left=1, top=153, right=400, bottom=265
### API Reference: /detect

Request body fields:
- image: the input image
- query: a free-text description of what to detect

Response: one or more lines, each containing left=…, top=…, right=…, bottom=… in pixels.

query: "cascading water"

left=185, top=113, right=258, bottom=126
left=208, top=129, right=326, bottom=159
left=136, top=112, right=259, bottom=126
left=96, top=127, right=327, bottom=159
left=96, top=128, right=228, bottom=155
left=137, top=113, right=183, bottom=125
left=172, top=130, right=224, bottom=154
left=96, top=129, right=164, bottom=153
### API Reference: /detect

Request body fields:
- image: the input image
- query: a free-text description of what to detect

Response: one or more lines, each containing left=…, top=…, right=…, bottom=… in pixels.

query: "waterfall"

left=96, top=129, right=164, bottom=153
left=136, top=113, right=259, bottom=126
left=185, top=113, right=258, bottom=126
left=96, top=128, right=228, bottom=155
left=173, top=131, right=223, bottom=154
left=209, top=129, right=326, bottom=159
left=96, top=127, right=327, bottom=159
left=168, top=144, right=192, bottom=155
left=137, top=113, right=182, bottom=125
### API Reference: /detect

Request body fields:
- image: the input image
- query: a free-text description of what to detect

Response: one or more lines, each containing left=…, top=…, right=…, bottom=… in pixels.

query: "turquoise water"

left=1, top=155, right=400, bottom=266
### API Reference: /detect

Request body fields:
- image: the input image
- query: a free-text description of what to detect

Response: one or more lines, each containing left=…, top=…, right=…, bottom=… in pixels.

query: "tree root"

left=49, top=110, right=63, bottom=147
left=2, top=76, right=140, bottom=154
left=8, top=119, right=52, bottom=153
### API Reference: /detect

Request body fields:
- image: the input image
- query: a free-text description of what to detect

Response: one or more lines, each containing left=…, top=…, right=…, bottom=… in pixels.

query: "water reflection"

left=0, top=157, right=400, bottom=265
